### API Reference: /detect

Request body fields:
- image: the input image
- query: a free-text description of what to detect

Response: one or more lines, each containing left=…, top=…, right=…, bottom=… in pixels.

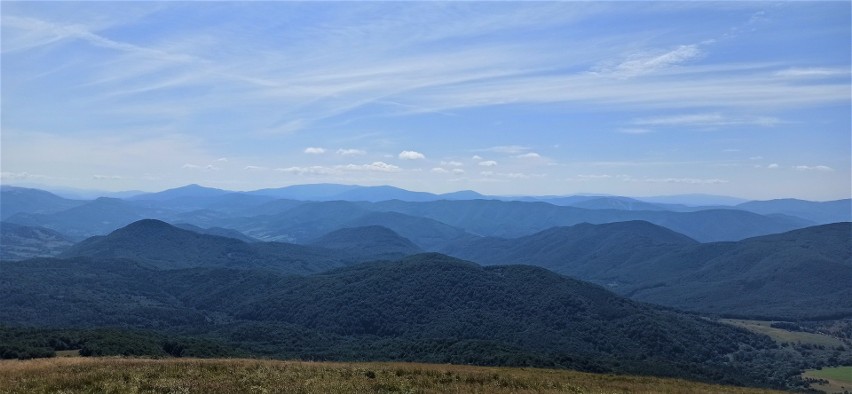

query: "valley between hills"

left=1, top=183, right=850, bottom=392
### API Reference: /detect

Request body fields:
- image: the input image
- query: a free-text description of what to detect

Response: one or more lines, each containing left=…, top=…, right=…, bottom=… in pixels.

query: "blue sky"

left=2, top=2, right=850, bottom=200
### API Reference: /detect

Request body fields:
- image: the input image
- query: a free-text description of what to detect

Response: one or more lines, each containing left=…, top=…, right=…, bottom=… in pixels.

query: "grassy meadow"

left=720, top=319, right=847, bottom=348
left=802, top=366, right=852, bottom=394
left=0, top=357, right=788, bottom=394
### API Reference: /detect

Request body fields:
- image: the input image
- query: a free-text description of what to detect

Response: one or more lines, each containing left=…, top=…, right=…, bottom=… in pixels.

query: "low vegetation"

left=722, top=319, right=850, bottom=348
left=802, top=366, right=852, bottom=393
left=0, top=357, right=787, bottom=394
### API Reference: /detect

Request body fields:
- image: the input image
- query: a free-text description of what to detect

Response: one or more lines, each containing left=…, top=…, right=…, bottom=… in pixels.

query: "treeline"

left=0, top=327, right=245, bottom=360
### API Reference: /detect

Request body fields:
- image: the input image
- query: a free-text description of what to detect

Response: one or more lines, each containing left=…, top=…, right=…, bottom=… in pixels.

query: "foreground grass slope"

left=0, top=357, right=785, bottom=394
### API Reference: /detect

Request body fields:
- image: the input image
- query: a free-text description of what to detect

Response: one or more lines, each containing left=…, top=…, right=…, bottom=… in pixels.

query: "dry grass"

left=0, top=357, right=785, bottom=394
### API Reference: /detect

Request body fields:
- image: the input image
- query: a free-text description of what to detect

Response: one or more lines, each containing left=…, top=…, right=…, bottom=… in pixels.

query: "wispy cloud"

left=478, top=160, right=498, bottom=167
left=641, top=177, right=728, bottom=184
left=341, top=161, right=401, bottom=172
left=304, top=147, right=326, bottom=154
left=514, top=152, right=541, bottom=159
left=794, top=165, right=833, bottom=172
left=618, top=128, right=654, bottom=134
left=594, top=44, right=703, bottom=78
left=775, top=68, right=849, bottom=78
left=632, top=113, right=782, bottom=127
left=276, top=161, right=402, bottom=175
left=337, top=148, right=366, bottom=156
left=479, top=145, right=530, bottom=154
left=93, top=174, right=122, bottom=180
left=276, top=166, right=340, bottom=176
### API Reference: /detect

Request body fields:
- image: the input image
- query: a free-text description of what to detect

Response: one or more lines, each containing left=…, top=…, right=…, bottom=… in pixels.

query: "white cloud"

left=274, top=161, right=402, bottom=175
left=304, top=147, right=326, bottom=154
left=479, top=145, right=530, bottom=154
left=578, top=174, right=613, bottom=179
left=472, top=155, right=483, bottom=160
left=93, top=174, right=122, bottom=180
left=452, top=168, right=465, bottom=174
left=0, top=171, right=49, bottom=180
left=337, top=148, right=366, bottom=156
left=276, top=166, right=340, bottom=175
left=441, top=160, right=464, bottom=167
left=480, top=171, right=540, bottom=179
left=775, top=68, right=848, bottom=78
left=503, top=172, right=530, bottom=179
left=632, top=113, right=781, bottom=127
left=597, top=44, right=702, bottom=78
left=183, top=163, right=219, bottom=171
left=643, top=177, right=728, bottom=184
left=244, top=165, right=268, bottom=171
left=216, top=157, right=228, bottom=162
left=431, top=167, right=449, bottom=174
left=341, top=161, right=400, bottom=172
left=399, top=150, right=426, bottom=160
left=478, top=160, right=498, bottom=167
left=767, top=163, right=779, bottom=169
left=794, top=165, right=833, bottom=172
left=514, top=152, right=541, bottom=159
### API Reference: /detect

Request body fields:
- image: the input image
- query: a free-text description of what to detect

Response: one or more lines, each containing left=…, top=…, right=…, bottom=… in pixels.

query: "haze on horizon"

left=1, top=2, right=850, bottom=201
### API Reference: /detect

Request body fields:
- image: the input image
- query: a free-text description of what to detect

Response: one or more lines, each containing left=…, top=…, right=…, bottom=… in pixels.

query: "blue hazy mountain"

left=60, top=219, right=348, bottom=274
left=0, top=186, right=85, bottom=220
left=735, top=198, right=851, bottom=224
left=0, top=222, right=75, bottom=260
left=129, top=184, right=232, bottom=201
left=444, top=221, right=851, bottom=319
left=309, top=225, right=422, bottom=259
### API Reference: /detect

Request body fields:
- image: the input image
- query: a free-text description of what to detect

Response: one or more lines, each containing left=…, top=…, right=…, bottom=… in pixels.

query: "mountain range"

left=2, top=180, right=849, bottom=390
left=1, top=252, right=780, bottom=387
left=442, top=221, right=852, bottom=319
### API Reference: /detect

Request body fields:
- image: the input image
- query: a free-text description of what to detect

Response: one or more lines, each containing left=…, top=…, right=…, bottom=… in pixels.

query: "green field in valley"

left=802, top=366, right=852, bottom=394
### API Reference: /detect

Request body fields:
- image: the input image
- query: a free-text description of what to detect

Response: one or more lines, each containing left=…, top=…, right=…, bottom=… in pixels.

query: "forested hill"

left=308, top=225, right=422, bottom=259
left=59, top=219, right=348, bottom=274
left=2, top=253, right=782, bottom=387
left=444, top=221, right=852, bottom=319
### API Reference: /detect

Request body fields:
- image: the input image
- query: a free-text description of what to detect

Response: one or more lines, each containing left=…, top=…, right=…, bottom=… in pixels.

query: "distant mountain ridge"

left=4, top=184, right=848, bottom=246
left=445, top=221, right=852, bottom=319
left=60, top=219, right=348, bottom=274
left=309, top=225, right=422, bottom=259
left=0, top=222, right=75, bottom=260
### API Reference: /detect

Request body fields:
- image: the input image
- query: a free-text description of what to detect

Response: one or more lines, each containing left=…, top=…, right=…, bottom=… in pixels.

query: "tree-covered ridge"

left=59, top=219, right=349, bottom=274
left=0, top=253, right=795, bottom=388
left=309, top=225, right=422, bottom=259
left=444, top=221, right=852, bottom=319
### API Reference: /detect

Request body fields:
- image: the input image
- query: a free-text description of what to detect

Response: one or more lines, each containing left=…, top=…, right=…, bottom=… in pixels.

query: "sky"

left=1, top=2, right=850, bottom=200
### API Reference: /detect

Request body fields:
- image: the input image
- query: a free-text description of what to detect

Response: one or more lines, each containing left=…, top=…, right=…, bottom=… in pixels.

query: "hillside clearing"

left=0, top=357, right=785, bottom=394
left=721, top=319, right=847, bottom=347
left=802, top=366, right=852, bottom=394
